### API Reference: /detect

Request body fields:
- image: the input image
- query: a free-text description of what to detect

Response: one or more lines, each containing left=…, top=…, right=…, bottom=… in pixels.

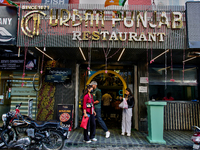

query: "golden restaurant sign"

left=20, top=5, right=184, bottom=43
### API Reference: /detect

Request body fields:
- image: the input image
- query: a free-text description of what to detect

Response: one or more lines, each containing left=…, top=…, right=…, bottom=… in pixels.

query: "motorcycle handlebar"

left=16, top=102, right=22, bottom=108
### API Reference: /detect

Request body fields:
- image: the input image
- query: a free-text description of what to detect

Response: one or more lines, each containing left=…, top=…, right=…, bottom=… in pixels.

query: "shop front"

left=17, top=3, right=198, bottom=131
left=0, top=6, right=39, bottom=120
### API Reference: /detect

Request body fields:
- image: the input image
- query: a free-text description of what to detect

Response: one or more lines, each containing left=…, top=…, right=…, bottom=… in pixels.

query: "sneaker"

left=91, top=138, right=97, bottom=142
left=121, top=132, right=125, bottom=136
left=127, top=133, right=131, bottom=137
left=105, top=131, right=110, bottom=138
left=83, top=140, right=92, bottom=143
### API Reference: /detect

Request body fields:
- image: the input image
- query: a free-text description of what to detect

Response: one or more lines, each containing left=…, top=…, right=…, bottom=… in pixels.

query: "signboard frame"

left=57, top=104, right=74, bottom=130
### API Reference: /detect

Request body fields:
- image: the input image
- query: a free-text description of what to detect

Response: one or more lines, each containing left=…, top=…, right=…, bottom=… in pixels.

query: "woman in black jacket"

left=121, top=88, right=134, bottom=137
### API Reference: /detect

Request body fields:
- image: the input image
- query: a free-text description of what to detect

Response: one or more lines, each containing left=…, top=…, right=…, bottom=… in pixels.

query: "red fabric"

left=129, top=0, right=151, bottom=5
left=69, top=0, right=79, bottom=4
left=80, top=116, right=89, bottom=129
left=163, top=97, right=174, bottom=101
left=83, top=93, right=94, bottom=114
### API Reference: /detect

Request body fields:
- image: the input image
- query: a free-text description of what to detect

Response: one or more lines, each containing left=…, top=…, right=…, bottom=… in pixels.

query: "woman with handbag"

left=82, top=85, right=97, bottom=143
left=121, top=88, right=134, bottom=137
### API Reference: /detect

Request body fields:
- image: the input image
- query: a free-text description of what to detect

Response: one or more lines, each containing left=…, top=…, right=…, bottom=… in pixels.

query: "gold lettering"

left=92, top=31, right=100, bottom=40
left=109, top=31, right=118, bottom=41
left=112, top=11, right=121, bottom=27
left=85, top=10, right=94, bottom=27
left=72, top=31, right=82, bottom=40
left=124, top=11, right=134, bottom=28
left=137, top=11, right=147, bottom=28
left=119, top=32, right=127, bottom=41
left=49, top=9, right=58, bottom=26
left=128, top=32, right=138, bottom=41
left=171, top=12, right=183, bottom=29
left=37, top=14, right=40, bottom=35
left=72, top=9, right=82, bottom=27
left=158, top=12, right=170, bottom=28
left=157, top=33, right=166, bottom=42
left=148, top=32, right=156, bottom=42
left=96, top=10, right=105, bottom=28
left=82, top=31, right=91, bottom=40
left=149, top=11, right=157, bottom=28
left=60, top=9, right=71, bottom=26
left=100, top=31, right=109, bottom=40
left=138, top=32, right=147, bottom=41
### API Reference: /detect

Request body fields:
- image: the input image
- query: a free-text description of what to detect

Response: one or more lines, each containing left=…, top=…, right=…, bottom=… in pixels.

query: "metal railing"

left=164, top=101, right=200, bottom=130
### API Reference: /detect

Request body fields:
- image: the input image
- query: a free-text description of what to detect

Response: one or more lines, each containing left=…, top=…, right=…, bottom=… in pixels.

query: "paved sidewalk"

left=64, top=129, right=193, bottom=149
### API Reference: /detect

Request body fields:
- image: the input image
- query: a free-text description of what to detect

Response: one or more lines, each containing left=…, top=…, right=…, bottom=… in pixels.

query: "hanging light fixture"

left=79, top=47, right=86, bottom=61
left=35, top=47, right=54, bottom=60
left=150, top=49, right=169, bottom=64
left=117, top=48, right=125, bottom=61
left=18, top=47, right=20, bottom=57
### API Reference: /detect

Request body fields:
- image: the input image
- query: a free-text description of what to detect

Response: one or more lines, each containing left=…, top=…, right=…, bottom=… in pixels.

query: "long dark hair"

left=126, top=88, right=133, bottom=96
left=84, top=85, right=93, bottom=96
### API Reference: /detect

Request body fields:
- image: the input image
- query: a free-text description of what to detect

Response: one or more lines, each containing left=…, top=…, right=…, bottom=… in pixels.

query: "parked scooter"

left=191, top=126, right=200, bottom=150
left=0, top=102, right=68, bottom=150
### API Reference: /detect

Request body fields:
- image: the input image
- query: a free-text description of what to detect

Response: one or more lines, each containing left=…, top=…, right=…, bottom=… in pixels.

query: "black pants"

left=84, top=114, right=96, bottom=141
left=103, top=106, right=110, bottom=119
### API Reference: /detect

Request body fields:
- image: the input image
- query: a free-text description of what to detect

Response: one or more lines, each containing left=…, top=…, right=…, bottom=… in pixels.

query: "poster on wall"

left=57, top=104, right=74, bottom=130
left=140, top=77, right=148, bottom=83
left=139, top=86, right=147, bottom=93
left=0, top=52, right=37, bottom=71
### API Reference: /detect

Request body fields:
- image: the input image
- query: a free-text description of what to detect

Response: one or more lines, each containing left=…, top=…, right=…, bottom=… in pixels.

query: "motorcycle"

left=0, top=102, right=68, bottom=150
left=191, top=126, right=200, bottom=150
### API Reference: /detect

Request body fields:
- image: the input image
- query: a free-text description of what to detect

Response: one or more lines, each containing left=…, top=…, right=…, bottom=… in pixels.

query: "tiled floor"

left=65, top=129, right=193, bottom=149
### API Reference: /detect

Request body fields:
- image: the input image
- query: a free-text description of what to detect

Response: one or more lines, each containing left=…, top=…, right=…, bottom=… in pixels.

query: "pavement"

left=63, top=129, right=194, bottom=150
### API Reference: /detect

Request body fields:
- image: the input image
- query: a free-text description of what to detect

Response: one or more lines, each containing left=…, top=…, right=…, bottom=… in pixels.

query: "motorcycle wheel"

left=42, top=131, right=64, bottom=150
left=0, top=130, right=15, bottom=148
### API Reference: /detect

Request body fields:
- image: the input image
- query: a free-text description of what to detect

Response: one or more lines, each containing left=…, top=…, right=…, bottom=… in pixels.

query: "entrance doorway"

left=78, top=67, right=135, bottom=129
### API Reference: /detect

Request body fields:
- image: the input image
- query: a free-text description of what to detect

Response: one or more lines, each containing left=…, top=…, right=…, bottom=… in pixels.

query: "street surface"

left=63, top=146, right=190, bottom=150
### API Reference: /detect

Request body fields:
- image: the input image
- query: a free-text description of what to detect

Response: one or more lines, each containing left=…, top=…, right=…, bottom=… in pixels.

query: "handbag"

left=80, top=116, right=89, bottom=129
left=119, top=98, right=128, bottom=109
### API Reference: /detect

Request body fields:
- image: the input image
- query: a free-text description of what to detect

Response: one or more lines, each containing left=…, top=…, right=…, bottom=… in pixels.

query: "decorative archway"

left=86, top=70, right=127, bottom=96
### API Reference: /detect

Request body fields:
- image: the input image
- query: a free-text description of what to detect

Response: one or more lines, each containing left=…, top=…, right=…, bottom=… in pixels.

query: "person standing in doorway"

left=90, top=81, right=111, bottom=138
left=121, top=88, right=134, bottom=137
left=102, top=93, right=112, bottom=120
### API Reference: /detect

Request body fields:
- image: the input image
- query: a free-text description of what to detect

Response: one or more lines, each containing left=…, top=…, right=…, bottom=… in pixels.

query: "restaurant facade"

left=12, top=2, right=200, bottom=131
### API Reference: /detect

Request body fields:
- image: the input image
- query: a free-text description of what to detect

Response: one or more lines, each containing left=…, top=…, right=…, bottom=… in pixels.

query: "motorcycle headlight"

left=2, top=114, right=7, bottom=122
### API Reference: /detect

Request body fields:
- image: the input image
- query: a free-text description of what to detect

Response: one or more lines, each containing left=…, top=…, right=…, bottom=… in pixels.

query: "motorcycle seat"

left=31, top=120, right=59, bottom=128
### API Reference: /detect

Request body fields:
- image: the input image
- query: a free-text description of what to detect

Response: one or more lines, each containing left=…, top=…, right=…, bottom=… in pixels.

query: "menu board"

left=45, top=68, right=72, bottom=83
left=57, top=104, right=74, bottom=129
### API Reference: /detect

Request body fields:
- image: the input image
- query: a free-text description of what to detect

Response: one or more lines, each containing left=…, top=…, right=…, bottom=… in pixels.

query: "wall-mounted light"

left=35, top=47, right=54, bottom=60
left=79, top=47, right=86, bottom=61
left=117, top=48, right=125, bottom=61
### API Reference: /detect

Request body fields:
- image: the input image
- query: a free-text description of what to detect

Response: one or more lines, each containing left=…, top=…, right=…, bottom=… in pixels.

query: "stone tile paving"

left=64, top=129, right=193, bottom=149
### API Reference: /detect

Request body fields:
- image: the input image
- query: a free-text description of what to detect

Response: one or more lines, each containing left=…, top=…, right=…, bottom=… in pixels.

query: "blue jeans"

left=95, top=108, right=108, bottom=132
